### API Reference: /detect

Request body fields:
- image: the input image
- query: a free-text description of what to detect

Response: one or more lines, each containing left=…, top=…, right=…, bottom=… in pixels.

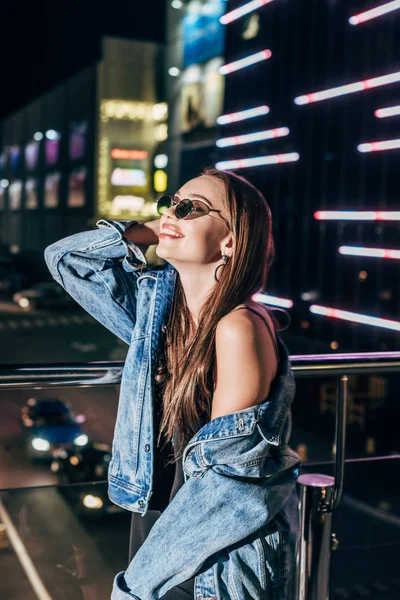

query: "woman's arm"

left=123, top=218, right=161, bottom=246
left=44, top=219, right=160, bottom=345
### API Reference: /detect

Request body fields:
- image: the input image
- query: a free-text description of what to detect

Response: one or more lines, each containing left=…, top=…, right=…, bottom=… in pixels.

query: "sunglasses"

left=157, top=195, right=229, bottom=227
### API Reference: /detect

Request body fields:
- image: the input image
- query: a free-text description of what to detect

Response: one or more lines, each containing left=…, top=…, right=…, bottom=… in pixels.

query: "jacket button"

left=138, top=500, right=145, bottom=507
left=161, top=325, right=167, bottom=334
left=144, top=444, right=150, bottom=452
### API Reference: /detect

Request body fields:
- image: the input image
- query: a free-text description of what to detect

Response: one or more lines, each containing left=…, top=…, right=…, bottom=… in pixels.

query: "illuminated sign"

left=154, top=170, right=168, bottom=193
left=25, top=141, right=40, bottom=170
left=25, top=178, right=38, bottom=209
left=45, top=139, right=60, bottom=166
left=9, top=180, right=22, bottom=210
left=183, top=0, right=226, bottom=67
left=112, top=195, right=145, bottom=213
left=100, top=100, right=167, bottom=123
left=44, top=173, right=61, bottom=208
left=180, top=57, right=225, bottom=132
left=69, top=121, right=87, bottom=160
left=111, top=168, right=147, bottom=186
left=10, top=147, right=21, bottom=174
left=111, top=149, right=148, bottom=160
left=68, top=168, right=87, bottom=207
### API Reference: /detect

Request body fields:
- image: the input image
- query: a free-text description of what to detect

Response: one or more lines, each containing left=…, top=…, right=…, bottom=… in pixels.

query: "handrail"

left=0, top=351, right=400, bottom=388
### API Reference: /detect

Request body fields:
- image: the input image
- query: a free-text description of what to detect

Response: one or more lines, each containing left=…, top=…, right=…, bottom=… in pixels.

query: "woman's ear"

left=222, top=232, right=234, bottom=258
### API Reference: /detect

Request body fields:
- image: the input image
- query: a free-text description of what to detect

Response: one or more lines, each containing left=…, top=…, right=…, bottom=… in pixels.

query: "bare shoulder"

left=211, top=304, right=278, bottom=420
left=217, top=302, right=276, bottom=345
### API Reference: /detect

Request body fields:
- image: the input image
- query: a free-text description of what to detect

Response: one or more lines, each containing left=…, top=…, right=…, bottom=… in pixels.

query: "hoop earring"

left=214, top=255, right=229, bottom=283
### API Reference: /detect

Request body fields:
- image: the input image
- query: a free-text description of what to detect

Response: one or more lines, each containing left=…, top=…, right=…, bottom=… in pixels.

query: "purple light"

left=339, top=246, right=400, bottom=260
left=217, top=105, right=270, bottom=125
left=314, top=211, right=400, bottom=221
left=220, top=0, right=276, bottom=24
left=216, top=127, right=289, bottom=148
left=252, top=292, right=293, bottom=308
left=375, top=104, right=400, bottom=118
left=357, top=138, right=400, bottom=153
left=294, top=71, right=400, bottom=105
left=310, top=304, right=400, bottom=332
left=349, top=1, right=400, bottom=25
left=215, top=152, right=299, bottom=170
left=219, top=50, right=272, bottom=75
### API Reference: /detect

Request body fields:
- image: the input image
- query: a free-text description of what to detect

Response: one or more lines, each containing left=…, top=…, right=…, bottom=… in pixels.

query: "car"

left=12, top=281, right=77, bottom=311
left=20, top=397, right=88, bottom=461
left=51, top=442, right=123, bottom=518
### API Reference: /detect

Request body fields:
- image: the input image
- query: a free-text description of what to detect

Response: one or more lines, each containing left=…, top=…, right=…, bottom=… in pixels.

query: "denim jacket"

left=44, top=219, right=302, bottom=600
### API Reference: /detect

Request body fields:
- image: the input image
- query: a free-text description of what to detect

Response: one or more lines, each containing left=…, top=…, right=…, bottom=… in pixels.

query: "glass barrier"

left=0, top=457, right=399, bottom=599
left=0, top=481, right=129, bottom=600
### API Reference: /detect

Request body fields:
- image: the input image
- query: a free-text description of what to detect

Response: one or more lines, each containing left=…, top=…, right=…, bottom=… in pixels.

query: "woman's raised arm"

left=44, top=218, right=160, bottom=345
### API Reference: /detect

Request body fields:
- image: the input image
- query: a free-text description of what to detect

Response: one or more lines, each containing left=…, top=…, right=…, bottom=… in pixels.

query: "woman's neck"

left=177, top=266, right=216, bottom=323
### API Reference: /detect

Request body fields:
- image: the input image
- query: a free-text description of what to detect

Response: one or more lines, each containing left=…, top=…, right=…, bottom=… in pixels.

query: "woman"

left=45, top=167, right=301, bottom=600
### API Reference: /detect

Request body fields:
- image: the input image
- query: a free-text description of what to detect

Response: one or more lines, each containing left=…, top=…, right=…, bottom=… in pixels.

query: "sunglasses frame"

left=157, top=195, right=230, bottom=228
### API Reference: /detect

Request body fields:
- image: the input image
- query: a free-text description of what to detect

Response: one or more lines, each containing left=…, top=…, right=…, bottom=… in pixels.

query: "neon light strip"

left=216, top=127, right=289, bottom=148
left=314, top=211, right=400, bottom=220
left=375, top=104, right=400, bottom=118
left=215, top=152, right=299, bottom=170
left=310, top=304, right=400, bottom=332
left=220, top=0, right=275, bottom=24
left=349, top=1, right=400, bottom=25
left=358, top=138, right=400, bottom=152
left=294, top=71, right=400, bottom=105
left=219, top=50, right=272, bottom=75
left=217, top=105, right=270, bottom=125
left=339, top=246, right=400, bottom=259
left=253, top=292, right=293, bottom=308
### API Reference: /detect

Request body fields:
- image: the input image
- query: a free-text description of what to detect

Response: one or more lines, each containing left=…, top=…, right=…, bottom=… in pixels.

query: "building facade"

left=164, top=0, right=400, bottom=353
left=0, top=36, right=166, bottom=279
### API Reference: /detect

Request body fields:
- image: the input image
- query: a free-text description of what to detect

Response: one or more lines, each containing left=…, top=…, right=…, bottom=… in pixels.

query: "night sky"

left=0, top=1, right=166, bottom=120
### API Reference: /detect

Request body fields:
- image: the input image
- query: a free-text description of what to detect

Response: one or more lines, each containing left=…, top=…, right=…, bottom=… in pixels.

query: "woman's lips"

left=159, top=233, right=184, bottom=239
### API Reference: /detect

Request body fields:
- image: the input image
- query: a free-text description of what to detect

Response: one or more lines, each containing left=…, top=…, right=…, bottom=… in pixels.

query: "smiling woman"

left=44, top=166, right=300, bottom=600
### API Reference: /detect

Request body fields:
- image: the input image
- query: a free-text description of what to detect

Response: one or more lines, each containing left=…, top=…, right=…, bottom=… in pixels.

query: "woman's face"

left=156, top=175, right=233, bottom=267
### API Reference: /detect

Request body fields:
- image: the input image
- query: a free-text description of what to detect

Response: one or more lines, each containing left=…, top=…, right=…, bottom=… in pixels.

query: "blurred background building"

left=0, top=37, right=166, bottom=280
left=163, top=0, right=400, bottom=354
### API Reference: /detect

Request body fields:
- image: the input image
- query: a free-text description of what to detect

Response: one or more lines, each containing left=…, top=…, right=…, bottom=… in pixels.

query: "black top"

left=128, top=382, right=186, bottom=563
left=148, top=380, right=177, bottom=511
left=129, top=306, right=279, bottom=561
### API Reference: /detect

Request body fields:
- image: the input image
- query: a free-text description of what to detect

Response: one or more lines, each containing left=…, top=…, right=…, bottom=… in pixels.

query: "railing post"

left=295, top=473, right=335, bottom=600
left=295, top=375, right=348, bottom=600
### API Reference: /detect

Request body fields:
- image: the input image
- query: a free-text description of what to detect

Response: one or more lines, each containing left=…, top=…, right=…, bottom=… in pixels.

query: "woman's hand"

left=123, top=218, right=161, bottom=247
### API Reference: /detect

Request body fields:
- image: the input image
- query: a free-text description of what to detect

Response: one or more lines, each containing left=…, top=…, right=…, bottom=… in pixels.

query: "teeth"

left=162, top=230, right=182, bottom=237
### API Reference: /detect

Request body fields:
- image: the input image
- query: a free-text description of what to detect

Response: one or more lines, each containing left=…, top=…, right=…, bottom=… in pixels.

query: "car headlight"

left=50, top=461, right=60, bottom=473
left=74, top=434, right=88, bottom=447
left=82, top=495, right=104, bottom=510
left=32, top=438, right=50, bottom=451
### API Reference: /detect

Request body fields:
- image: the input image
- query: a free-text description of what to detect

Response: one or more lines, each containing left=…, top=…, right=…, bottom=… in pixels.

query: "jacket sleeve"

left=44, top=219, right=148, bottom=345
left=111, top=442, right=301, bottom=600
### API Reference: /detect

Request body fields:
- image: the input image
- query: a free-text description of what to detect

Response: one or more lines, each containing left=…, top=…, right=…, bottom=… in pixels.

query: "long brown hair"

left=155, top=167, right=280, bottom=462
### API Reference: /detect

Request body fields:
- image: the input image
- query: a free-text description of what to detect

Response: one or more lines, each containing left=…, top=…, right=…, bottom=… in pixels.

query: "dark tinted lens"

left=157, top=195, right=171, bottom=215
left=175, top=199, right=194, bottom=219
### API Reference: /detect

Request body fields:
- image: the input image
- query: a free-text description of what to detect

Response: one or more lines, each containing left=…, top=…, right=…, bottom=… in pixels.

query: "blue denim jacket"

left=44, top=219, right=302, bottom=600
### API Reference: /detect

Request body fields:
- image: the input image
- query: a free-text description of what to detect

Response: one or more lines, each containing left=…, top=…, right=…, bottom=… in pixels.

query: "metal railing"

left=1, top=350, right=400, bottom=600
